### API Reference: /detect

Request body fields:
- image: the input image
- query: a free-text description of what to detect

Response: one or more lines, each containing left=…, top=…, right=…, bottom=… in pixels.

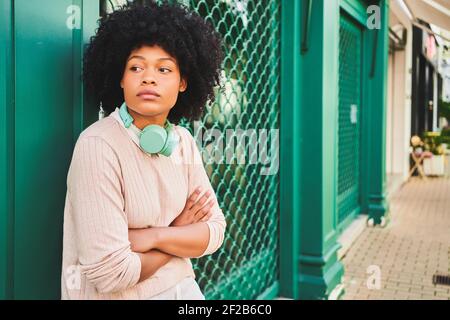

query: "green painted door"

left=0, top=0, right=98, bottom=299
left=13, top=0, right=77, bottom=299
left=337, top=13, right=362, bottom=228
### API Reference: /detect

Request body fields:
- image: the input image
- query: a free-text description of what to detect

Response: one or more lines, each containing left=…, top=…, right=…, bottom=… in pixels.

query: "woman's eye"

left=159, top=67, right=172, bottom=73
left=130, top=66, right=144, bottom=72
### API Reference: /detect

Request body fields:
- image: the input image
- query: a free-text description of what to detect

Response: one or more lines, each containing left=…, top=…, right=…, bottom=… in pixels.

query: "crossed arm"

left=133, top=128, right=229, bottom=283
left=131, top=188, right=216, bottom=282
left=132, top=223, right=210, bottom=282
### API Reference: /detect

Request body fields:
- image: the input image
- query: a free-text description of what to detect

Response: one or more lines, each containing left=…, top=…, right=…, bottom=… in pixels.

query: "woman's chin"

left=135, top=103, right=165, bottom=115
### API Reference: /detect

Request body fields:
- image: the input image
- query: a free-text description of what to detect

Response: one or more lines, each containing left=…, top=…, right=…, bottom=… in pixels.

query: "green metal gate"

left=337, top=13, right=362, bottom=228
left=184, top=0, right=281, bottom=300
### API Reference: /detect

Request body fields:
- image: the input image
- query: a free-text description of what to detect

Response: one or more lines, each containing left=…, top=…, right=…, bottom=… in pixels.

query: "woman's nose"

left=142, top=78, right=156, bottom=85
left=141, top=70, right=157, bottom=85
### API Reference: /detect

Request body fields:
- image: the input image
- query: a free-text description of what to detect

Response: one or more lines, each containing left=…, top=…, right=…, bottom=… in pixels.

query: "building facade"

left=0, top=0, right=389, bottom=300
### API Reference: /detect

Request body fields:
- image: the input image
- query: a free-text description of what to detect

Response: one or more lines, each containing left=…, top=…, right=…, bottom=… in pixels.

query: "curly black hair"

left=83, top=1, right=224, bottom=123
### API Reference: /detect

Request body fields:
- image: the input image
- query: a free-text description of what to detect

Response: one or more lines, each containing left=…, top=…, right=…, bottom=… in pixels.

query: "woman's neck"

left=127, top=108, right=169, bottom=130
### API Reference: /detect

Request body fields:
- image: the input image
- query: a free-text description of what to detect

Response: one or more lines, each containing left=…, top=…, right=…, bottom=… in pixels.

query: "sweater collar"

left=111, top=108, right=159, bottom=157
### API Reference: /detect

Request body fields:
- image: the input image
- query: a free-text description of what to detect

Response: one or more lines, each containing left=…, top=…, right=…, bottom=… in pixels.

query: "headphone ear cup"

left=159, top=129, right=180, bottom=157
left=140, top=125, right=168, bottom=154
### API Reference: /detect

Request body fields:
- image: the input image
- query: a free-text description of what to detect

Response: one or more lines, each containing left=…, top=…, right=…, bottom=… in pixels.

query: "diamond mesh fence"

left=338, top=13, right=362, bottom=226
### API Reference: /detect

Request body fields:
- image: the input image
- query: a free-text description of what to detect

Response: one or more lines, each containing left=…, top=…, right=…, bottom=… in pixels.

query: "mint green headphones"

left=119, top=102, right=179, bottom=157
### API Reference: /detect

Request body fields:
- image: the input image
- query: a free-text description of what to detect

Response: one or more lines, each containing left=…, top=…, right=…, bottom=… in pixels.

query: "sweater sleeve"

left=184, top=129, right=227, bottom=258
left=67, top=135, right=141, bottom=294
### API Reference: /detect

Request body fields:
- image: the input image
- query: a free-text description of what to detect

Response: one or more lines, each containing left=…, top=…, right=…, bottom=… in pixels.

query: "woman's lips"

left=137, top=89, right=161, bottom=100
left=138, top=94, right=160, bottom=100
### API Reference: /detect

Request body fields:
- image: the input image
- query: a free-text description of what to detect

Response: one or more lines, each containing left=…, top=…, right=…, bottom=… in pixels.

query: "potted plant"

left=422, top=132, right=445, bottom=176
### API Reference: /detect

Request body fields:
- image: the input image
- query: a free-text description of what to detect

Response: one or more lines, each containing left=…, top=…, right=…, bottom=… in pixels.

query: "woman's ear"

left=179, top=78, right=187, bottom=93
left=120, top=80, right=124, bottom=89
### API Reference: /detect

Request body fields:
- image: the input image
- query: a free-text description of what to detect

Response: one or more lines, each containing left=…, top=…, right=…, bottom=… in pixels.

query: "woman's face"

left=120, top=45, right=187, bottom=127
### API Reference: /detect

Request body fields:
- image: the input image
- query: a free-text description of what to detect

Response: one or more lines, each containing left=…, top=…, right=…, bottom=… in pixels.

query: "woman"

left=61, top=1, right=226, bottom=300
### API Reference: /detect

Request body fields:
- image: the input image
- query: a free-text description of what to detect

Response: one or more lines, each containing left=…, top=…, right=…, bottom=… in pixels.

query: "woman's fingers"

left=185, top=187, right=202, bottom=210
left=201, top=211, right=213, bottom=222
left=190, top=190, right=211, bottom=212
left=196, top=199, right=215, bottom=221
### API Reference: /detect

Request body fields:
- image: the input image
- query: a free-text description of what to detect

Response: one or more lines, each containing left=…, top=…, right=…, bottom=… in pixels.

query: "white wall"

left=386, top=2, right=413, bottom=182
left=445, top=77, right=450, bottom=102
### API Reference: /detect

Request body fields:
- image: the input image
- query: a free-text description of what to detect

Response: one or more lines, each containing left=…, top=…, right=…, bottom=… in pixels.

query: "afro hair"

left=83, top=1, right=224, bottom=123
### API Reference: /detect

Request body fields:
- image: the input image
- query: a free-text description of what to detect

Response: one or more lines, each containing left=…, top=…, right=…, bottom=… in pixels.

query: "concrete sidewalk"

left=341, top=178, right=450, bottom=300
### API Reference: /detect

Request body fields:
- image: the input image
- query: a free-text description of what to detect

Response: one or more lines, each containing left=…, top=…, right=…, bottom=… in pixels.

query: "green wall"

left=0, top=0, right=14, bottom=301
left=0, top=0, right=98, bottom=299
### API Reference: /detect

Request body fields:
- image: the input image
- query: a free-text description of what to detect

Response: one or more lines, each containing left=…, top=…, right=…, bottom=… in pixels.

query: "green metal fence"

left=337, top=12, right=362, bottom=228
left=104, top=0, right=281, bottom=299
left=183, top=0, right=281, bottom=300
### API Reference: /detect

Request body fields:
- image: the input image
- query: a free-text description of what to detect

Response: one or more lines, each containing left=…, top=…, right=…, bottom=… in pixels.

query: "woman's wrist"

left=148, top=227, right=161, bottom=251
left=129, top=227, right=160, bottom=253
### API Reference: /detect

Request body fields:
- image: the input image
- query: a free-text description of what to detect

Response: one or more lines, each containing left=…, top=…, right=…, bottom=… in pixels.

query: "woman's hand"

left=129, top=228, right=157, bottom=253
left=170, top=187, right=215, bottom=227
left=128, top=188, right=215, bottom=252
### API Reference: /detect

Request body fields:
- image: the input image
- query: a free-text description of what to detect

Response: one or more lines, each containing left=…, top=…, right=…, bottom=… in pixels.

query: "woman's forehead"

left=127, top=45, right=177, bottom=64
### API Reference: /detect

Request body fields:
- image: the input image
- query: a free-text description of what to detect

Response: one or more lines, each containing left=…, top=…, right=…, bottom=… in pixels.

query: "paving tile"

left=340, top=178, right=450, bottom=300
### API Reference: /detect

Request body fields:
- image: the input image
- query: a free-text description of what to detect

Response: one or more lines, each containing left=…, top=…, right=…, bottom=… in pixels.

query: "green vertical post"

left=298, top=0, right=343, bottom=299
left=73, top=0, right=100, bottom=140
left=0, top=0, right=14, bottom=300
left=13, top=0, right=77, bottom=299
left=366, top=0, right=389, bottom=224
left=280, top=0, right=301, bottom=300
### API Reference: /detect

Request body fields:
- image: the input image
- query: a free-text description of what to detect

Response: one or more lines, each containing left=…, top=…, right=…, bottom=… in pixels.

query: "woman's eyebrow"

left=127, top=55, right=146, bottom=62
left=158, top=57, right=177, bottom=64
left=127, top=56, right=176, bottom=63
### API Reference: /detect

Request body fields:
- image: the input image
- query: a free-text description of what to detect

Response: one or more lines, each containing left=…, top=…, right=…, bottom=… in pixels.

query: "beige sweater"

left=61, top=108, right=226, bottom=299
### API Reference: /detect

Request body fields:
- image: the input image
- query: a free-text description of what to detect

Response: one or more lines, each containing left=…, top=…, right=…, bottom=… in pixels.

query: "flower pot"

left=423, top=155, right=445, bottom=176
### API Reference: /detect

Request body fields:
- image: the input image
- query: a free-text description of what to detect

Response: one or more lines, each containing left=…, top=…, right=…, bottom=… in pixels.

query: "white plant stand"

left=423, top=155, right=445, bottom=176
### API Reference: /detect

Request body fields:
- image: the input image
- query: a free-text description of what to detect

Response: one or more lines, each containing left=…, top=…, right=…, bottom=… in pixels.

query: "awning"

left=405, top=0, right=450, bottom=33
